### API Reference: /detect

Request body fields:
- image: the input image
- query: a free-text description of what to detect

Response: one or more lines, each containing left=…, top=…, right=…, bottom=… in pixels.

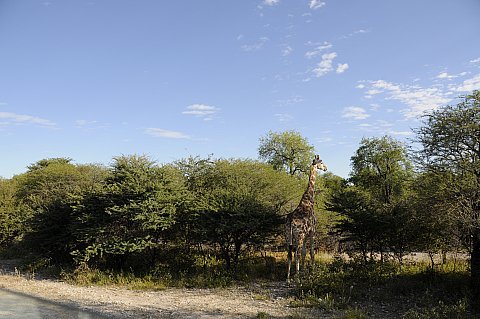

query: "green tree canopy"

left=415, top=90, right=480, bottom=298
left=71, top=155, right=186, bottom=267
left=351, top=136, right=412, bottom=204
left=258, top=130, right=315, bottom=176
left=15, top=158, right=97, bottom=262
left=178, top=158, right=303, bottom=269
left=0, top=178, right=28, bottom=250
left=331, top=136, right=415, bottom=262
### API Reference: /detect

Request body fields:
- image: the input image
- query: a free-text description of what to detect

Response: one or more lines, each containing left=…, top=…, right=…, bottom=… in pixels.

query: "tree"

left=183, top=158, right=303, bottom=270
left=351, top=136, right=412, bottom=204
left=329, top=185, right=381, bottom=262
left=71, top=155, right=185, bottom=268
left=0, top=178, right=28, bottom=250
left=258, top=130, right=315, bottom=176
left=15, top=158, right=92, bottom=262
left=415, top=91, right=480, bottom=300
left=410, top=171, right=460, bottom=269
left=331, top=136, right=415, bottom=262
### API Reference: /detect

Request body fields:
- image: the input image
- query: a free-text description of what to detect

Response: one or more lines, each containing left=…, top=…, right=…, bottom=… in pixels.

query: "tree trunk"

left=221, top=246, right=231, bottom=270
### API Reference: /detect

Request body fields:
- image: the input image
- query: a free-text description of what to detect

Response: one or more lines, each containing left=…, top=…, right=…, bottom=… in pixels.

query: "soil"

left=0, top=260, right=328, bottom=319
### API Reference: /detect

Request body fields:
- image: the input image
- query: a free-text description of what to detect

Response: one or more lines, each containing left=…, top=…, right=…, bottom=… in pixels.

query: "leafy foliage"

left=330, top=136, right=416, bottom=262
left=71, top=155, right=185, bottom=267
left=415, top=90, right=480, bottom=305
left=258, top=130, right=315, bottom=176
left=0, top=178, right=27, bottom=249
left=15, top=158, right=96, bottom=262
left=176, top=158, right=303, bottom=269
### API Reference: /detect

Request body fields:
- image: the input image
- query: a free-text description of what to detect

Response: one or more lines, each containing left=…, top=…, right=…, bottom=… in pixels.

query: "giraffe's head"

left=312, top=155, right=327, bottom=171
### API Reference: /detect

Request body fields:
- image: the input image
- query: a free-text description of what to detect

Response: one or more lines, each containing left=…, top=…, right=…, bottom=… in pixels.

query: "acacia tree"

left=71, top=155, right=186, bottom=268
left=415, top=91, right=480, bottom=299
left=0, top=178, right=28, bottom=250
left=331, top=136, right=415, bottom=262
left=15, top=158, right=91, bottom=263
left=258, top=130, right=315, bottom=176
left=175, top=158, right=303, bottom=270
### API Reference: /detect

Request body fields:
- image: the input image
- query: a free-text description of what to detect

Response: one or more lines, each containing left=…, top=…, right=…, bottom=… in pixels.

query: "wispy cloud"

left=182, top=104, right=220, bottom=121
left=336, top=63, right=349, bottom=74
left=241, top=37, right=269, bottom=52
left=275, top=113, right=294, bottom=123
left=356, top=83, right=365, bottom=89
left=0, top=112, right=56, bottom=128
left=263, top=0, right=279, bottom=6
left=341, top=29, right=370, bottom=39
left=282, top=45, right=293, bottom=56
left=357, top=59, right=480, bottom=118
left=305, top=42, right=332, bottom=59
left=316, top=137, right=333, bottom=144
left=454, top=73, right=480, bottom=92
left=144, top=128, right=190, bottom=139
left=390, top=130, right=413, bottom=136
left=309, top=0, right=325, bottom=10
left=276, top=95, right=304, bottom=107
left=436, top=71, right=467, bottom=80
left=357, top=120, right=412, bottom=137
left=372, top=80, right=450, bottom=118
left=75, top=119, right=111, bottom=130
left=312, top=52, right=337, bottom=77
left=342, top=106, right=370, bottom=120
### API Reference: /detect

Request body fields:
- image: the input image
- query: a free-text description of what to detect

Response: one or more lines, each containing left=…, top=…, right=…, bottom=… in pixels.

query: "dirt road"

left=0, top=267, right=324, bottom=319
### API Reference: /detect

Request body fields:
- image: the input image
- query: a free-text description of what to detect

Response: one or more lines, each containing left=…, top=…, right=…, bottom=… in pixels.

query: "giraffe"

left=285, top=155, right=327, bottom=282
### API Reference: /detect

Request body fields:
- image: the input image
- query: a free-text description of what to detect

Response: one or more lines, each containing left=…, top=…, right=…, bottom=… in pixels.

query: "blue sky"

left=1, top=0, right=479, bottom=178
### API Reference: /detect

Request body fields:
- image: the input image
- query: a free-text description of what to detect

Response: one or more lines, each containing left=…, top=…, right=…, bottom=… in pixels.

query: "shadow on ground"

left=0, top=289, right=108, bottom=319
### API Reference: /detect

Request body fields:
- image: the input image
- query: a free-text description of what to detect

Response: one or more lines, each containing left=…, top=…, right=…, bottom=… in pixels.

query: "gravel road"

left=0, top=262, right=323, bottom=319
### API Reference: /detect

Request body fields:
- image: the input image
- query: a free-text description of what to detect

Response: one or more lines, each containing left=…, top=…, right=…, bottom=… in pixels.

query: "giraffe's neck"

left=300, top=165, right=317, bottom=205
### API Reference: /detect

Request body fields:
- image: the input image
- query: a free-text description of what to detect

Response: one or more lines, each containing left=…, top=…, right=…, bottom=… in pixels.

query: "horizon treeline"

left=0, top=91, right=478, bottom=293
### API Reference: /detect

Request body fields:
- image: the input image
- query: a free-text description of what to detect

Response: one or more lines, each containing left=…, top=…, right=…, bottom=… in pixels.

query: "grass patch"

left=403, top=299, right=474, bottom=319
left=291, top=255, right=474, bottom=318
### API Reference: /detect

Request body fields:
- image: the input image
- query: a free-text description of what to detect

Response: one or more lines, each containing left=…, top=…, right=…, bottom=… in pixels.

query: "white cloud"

left=309, top=0, right=325, bottom=10
left=371, top=80, right=401, bottom=92
left=390, top=130, right=413, bottom=136
left=437, top=72, right=453, bottom=79
left=312, top=52, right=337, bottom=77
left=362, top=80, right=450, bottom=118
left=241, top=37, right=269, bottom=52
left=0, top=112, right=56, bottom=127
left=182, top=104, right=220, bottom=120
left=341, top=29, right=371, bottom=39
left=342, top=106, right=370, bottom=120
left=317, top=137, right=333, bottom=143
left=454, top=73, right=480, bottom=92
left=144, top=128, right=190, bottom=139
left=277, top=95, right=304, bottom=107
left=263, top=0, right=279, bottom=6
left=305, top=42, right=332, bottom=59
left=336, top=63, right=349, bottom=74
left=356, top=84, right=365, bottom=89
left=282, top=45, right=293, bottom=56
left=76, top=120, right=97, bottom=127
left=274, top=113, right=293, bottom=122
left=470, top=57, right=480, bottom=64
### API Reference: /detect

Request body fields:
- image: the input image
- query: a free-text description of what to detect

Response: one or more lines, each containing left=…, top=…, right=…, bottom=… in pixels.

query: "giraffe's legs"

left=287, top=245, right=293, bottom=282
left=294, top=246, right=301, bottom=276
left=309, top=232, right=315, bottom=268
left=301, top=241, right=307, bottom=271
